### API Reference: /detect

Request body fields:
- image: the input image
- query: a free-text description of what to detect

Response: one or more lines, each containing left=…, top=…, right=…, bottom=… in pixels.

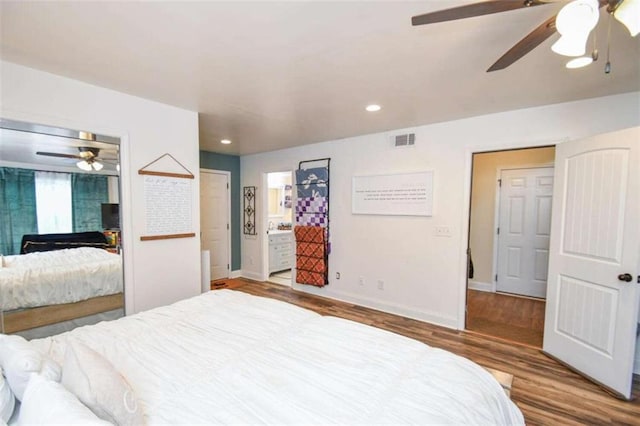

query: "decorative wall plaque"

left=243, top=186, right=256, bottom=235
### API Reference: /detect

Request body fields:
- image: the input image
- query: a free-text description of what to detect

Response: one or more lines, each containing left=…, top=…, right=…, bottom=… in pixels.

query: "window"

left=35, top=171, right=72, bottom=234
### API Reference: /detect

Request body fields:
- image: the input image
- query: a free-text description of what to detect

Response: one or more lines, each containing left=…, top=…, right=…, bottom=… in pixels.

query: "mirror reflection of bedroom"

left=0, top=118, right=124, bottom=339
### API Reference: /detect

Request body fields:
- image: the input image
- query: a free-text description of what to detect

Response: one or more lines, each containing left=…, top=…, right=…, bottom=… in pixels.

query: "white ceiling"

left=1, top=1, right=639, bottom=156
left=0, top=127, right=119, bottom=174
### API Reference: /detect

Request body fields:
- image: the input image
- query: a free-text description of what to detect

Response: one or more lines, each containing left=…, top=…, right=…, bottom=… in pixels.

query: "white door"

left=543, top=127, right=639, bottom=399
left=200, top=171, right=230, bottom=281
left=497, top=167, right=554, bottom=298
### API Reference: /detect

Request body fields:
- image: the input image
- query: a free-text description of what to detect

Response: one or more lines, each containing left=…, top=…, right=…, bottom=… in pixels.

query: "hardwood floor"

left=225, top=278, right=640, bottom=425
left=210, top=278, right=247, bottom=290
left=466, top=289, right=546, bottom=347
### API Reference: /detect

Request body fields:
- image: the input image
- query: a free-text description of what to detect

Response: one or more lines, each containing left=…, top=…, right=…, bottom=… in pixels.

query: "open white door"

left=200, top=170, right=230, bottom=281
left=543, top=127, right=639, bottom=399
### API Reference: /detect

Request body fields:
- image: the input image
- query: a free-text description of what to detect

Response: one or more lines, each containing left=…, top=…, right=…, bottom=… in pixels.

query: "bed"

left=0, top=232, right=124, bottom=337
left=0, top=290, right=524, bottom=425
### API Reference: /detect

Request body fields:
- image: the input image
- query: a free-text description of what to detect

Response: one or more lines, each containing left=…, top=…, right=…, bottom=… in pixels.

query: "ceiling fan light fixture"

left=76, top=160, right=92, bottom=171
left=76, top=157, right=103, bottom=171
left=552, top=0, right=600, bottom=56
left=552, top=33, right=590, bottom=56
left=614, top=0, right=640, bottom=37
left=566, top=56, right=594, bottom=68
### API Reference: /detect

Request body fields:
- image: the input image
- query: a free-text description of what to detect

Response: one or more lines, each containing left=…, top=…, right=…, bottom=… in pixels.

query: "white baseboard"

left=468, top=280, right=494, bottom=292
left=291, top=285, right=459, bottom=330
left=229, top=270, right=242, bottom=279
left=240, top=270, right=263, bottom=281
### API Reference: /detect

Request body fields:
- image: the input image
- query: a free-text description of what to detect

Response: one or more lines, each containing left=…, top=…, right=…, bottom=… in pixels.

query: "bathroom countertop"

left=268, top=229, right=292, bottom=235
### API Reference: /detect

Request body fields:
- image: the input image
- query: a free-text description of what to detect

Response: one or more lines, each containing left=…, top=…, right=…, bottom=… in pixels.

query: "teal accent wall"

left=200, top=151, right=241, bottom=271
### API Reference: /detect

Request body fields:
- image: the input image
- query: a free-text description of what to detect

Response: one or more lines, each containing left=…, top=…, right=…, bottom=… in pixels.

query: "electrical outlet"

left=358, top=276, right=365, bottom=286
left=336, top=272, right=341, bottom=280
left=433, top=226, right=452, bottom=237
left=377, top=280, right=384, bottom=290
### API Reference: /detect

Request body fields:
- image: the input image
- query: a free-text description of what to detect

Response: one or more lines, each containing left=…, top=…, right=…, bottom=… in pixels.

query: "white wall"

left=1, top=61, right=201, bottom=314
left=241, top=92, right=640, bottom=331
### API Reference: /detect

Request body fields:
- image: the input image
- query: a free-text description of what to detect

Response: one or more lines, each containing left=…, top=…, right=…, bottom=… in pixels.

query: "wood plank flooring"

left=224, top=278, right=640, bottom=425
left=466, top=289, right=545, bottom=347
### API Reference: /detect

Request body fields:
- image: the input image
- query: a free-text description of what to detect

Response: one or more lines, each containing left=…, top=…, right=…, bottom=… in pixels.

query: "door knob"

left=618, top=273, right=633, bottom=282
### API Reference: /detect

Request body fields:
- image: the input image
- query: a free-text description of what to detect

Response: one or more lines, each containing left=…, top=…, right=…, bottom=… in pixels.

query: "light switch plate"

left=434, top=226, right=452, bottom=237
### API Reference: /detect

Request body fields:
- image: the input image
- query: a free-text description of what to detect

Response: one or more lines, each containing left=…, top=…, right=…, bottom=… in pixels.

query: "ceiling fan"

left=36, top=147, right=117, bottom=171
left=411, top=0, right=639, bottom=72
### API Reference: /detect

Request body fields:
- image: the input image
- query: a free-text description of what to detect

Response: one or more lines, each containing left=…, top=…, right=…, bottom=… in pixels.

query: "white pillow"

left=18, top=373, right=111, bottom=425
left=0, top=369, right=16, bottom=424
left=62, top=341, right=143, bottom=425
left=0, top=334, right=61, bottom=401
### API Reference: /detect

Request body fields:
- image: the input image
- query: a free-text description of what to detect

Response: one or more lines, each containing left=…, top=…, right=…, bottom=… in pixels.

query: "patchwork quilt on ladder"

left=294, top=165, right=330, bottom=287
left=294, top=225, right=327, bottom=287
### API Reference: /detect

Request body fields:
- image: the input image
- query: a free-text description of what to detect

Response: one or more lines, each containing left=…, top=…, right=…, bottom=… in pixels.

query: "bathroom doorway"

left=266, top=171, right=293, bottom=286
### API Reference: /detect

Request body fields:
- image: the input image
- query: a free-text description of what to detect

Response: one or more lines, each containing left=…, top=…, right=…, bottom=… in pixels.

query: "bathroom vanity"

left=268, top=230, right=293, bottom=273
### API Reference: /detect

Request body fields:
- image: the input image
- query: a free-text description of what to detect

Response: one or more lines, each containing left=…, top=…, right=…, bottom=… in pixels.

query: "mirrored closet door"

left=0, top=118, right=124, bottom=339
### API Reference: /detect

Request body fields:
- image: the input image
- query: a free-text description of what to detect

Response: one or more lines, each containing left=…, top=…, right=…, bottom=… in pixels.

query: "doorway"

left=466, top=146, right=555, bottom=347
left=200, top=169, right=230, bottom=282
left=266, top=171, right=293, bottom=286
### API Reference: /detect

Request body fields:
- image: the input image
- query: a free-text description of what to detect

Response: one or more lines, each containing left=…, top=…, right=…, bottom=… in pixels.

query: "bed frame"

left=2, top=293, right=124, bottom=334
left=2, top=231, right=124, bottom=334
left=20, top=231, right=109, bottom=254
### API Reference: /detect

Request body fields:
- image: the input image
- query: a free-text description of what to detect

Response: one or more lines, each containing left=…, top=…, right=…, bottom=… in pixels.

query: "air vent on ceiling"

left=394, top=133, right=415, bottom=147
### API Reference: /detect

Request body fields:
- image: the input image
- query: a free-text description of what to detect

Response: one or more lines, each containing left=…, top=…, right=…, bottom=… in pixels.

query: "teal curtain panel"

left=0, top=167, right=37, bottom=255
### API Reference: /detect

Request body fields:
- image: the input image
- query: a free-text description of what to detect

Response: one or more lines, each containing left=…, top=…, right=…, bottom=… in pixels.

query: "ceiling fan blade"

left=36, top=151, right=81, bottom=160
left=487, top=14, right=557, bottom=72
left=411, top=0, right=548, bottom=26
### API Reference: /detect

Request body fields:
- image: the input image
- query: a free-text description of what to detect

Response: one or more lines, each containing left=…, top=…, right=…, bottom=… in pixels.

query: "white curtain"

left=35, top=171, right=72, bottom=234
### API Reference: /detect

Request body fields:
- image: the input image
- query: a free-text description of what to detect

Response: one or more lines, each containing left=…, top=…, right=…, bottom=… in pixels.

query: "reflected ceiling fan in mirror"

left=411, top=0, right=639, bottom=71
left=36, top=147, right=117, bottom=171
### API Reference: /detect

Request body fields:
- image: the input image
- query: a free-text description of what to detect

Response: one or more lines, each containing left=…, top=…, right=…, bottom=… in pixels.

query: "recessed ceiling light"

left=366, top=104, right=381, bottom=112
left=220, top=139, right=232, bottom=145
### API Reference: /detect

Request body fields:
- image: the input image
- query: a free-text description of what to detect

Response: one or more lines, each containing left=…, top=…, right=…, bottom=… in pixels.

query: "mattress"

left=0, top=247, right=123, bottom=311
left=31, top=290, right=524, bottom=425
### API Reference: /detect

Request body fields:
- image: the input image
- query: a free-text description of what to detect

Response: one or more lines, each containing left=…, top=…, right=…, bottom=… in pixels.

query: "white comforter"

left=31, top=290, right=524, bottom=425
left=0, top=247, right=122, bottom=311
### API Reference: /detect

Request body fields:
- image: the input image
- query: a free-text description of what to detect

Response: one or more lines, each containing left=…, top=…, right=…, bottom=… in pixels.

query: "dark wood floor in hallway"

left=466, top=289, right=545, bottom=347
left=221, top=279, right=640, bottom=425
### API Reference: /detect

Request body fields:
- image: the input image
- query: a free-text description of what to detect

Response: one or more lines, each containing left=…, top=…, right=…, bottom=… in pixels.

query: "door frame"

left=261, top=169, right=294, bottom=284
left=200, top=168, right=232, bottom=281
left=491, top=164, right=554, bottom=295
left=459, top=140, right=564, bottom=330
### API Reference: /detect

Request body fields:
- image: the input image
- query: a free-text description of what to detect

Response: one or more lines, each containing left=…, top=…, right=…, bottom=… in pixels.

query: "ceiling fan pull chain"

left=592, top=19, right=599, bottom=61
left=605, top=10, right=612, bottom=74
